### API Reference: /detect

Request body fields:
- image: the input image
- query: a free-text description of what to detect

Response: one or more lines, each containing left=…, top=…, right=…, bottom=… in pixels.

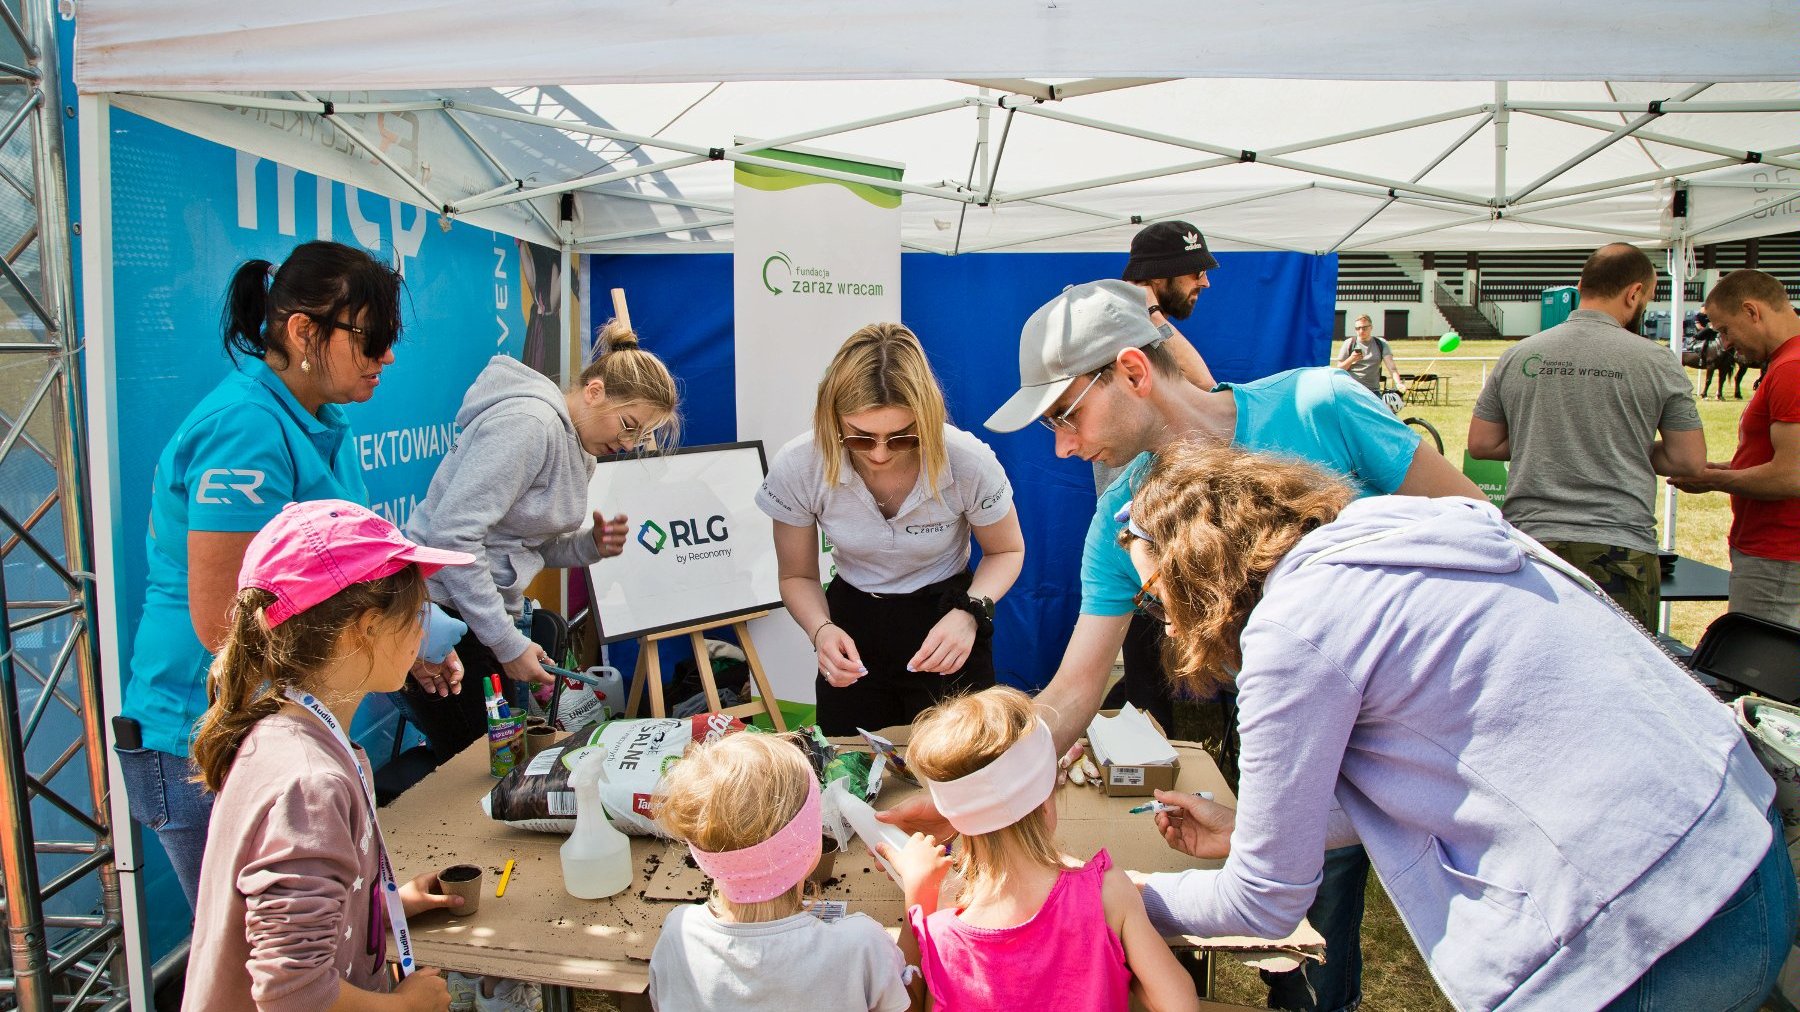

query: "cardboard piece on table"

left=1089, top=706, right=1181, bottom=797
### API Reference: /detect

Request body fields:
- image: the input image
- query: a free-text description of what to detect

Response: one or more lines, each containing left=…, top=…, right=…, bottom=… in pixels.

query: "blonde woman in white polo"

left=757, top=323, right=1024, bottom=734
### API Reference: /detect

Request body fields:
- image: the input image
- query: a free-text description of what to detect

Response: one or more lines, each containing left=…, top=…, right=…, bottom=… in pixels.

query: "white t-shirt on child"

left=649, top=904, right=909, bottom=1011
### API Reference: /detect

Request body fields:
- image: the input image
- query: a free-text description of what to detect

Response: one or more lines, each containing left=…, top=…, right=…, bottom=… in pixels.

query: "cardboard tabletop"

left=381, top=728, right=1322, bottom=995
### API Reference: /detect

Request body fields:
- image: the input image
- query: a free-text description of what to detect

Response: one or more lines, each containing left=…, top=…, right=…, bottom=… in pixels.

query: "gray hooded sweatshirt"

left=407, top=356, right=601, bottom=663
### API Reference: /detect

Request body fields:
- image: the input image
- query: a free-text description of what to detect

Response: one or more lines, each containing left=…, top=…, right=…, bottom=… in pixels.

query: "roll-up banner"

left=731, top=147, right=903, bottom=703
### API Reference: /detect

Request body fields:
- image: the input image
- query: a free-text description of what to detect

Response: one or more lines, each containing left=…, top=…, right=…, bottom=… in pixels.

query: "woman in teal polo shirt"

left=115, top=241, right=428, bottom=906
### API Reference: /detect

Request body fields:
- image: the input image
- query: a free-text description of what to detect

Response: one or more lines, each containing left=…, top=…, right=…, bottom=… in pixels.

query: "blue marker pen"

left=1128, top=791, right=1213, bottom=815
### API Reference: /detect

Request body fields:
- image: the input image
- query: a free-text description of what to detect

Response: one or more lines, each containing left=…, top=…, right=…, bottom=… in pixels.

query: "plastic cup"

left=439, top=864, right=483, bottom=916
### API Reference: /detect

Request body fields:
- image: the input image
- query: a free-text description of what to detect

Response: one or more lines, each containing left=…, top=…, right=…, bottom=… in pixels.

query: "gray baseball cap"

left=984, top=279, right=1163, bottom=433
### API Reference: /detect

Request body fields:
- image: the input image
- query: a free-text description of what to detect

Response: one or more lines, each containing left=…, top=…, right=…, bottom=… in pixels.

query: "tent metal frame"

left=110, top=80, right=1800, bottom=258
left=0, top=0, right=127, bottom=1009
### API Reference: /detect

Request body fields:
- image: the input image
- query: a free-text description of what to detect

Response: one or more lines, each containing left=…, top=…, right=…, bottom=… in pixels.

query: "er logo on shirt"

left=194, top=468, right=267, bottom=505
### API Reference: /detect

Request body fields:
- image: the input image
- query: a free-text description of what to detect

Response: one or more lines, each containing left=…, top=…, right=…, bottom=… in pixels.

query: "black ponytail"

left=221, top=259, right=275, bottom=363
left=218, top=241, right=405, bottom=367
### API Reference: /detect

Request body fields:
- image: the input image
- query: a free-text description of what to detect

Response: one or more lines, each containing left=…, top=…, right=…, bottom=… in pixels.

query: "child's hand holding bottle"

left=878, top=832, right=951, bottom=910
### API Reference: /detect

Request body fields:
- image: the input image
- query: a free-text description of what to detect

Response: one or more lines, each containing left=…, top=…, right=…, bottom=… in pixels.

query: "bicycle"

left=1380, top=387, right=1444, bottom=454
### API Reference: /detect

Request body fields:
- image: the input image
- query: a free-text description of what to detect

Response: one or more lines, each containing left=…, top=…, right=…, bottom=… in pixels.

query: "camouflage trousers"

left=1539, top=540, right=1662, bottom=631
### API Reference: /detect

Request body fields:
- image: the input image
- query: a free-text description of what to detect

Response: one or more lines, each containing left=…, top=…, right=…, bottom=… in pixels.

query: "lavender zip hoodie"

left=1139, top=495, right=1773, bottom=1011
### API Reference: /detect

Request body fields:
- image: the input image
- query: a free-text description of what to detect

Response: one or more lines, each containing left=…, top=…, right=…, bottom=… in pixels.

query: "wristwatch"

left=942, top=590, right=996, bottom=634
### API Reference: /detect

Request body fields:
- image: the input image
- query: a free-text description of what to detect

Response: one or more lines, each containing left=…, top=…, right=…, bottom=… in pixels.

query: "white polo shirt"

left=757, top=425, right=1014, bottom=594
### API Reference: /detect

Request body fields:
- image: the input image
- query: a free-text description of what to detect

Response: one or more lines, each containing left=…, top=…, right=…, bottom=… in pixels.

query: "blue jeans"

left=1602, top=807, right=1796, bottom=1012
left=1263, top=844, right=1367, bottom=1012
left=115, top=745, right=213, bottom=909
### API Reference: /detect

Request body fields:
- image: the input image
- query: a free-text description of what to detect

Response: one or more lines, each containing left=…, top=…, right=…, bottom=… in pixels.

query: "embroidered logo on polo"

left=194, top=468, right=267, bottom=505
left=978, top=490, right=1007, bottom=511
left=905, top=521, right=954, bottom=535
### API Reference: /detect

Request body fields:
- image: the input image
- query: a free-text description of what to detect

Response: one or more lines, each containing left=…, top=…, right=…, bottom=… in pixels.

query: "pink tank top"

left=907, top=849, right=1131, bottom=1011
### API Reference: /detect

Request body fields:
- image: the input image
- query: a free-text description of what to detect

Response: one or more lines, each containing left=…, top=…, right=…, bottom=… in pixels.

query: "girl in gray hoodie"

left=402, top=321, right=678, bottom=761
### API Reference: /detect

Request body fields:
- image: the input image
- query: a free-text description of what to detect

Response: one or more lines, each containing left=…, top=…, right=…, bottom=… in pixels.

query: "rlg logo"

left=637, top=520, right=668, bottom=554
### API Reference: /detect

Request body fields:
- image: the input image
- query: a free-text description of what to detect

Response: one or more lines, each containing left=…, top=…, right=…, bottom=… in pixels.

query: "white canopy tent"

left=64, top=3, right=1800, bottom=1005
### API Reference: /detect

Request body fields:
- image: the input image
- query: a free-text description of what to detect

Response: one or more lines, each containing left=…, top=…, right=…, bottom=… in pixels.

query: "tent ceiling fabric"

left=73, top=1, right=1800, bottom=89
left=78, top=3, right=1800, bottom=255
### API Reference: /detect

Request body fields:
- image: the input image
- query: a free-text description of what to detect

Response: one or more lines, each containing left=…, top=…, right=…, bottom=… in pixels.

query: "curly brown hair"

left=1121, top=442, right=1352, bottom=694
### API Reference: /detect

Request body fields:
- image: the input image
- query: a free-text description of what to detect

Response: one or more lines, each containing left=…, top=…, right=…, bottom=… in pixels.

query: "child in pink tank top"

left=880, top=687, right=1199, bottom=1012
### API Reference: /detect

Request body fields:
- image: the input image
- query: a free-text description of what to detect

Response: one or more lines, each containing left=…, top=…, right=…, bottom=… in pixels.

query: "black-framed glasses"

left=1133, top=582, right=1168, bottom=624
left=841, top=432, right=921, bottom=454
left=306, top=313, right=392, bottom=358
left=1037, top=366, right=1112, bottom=433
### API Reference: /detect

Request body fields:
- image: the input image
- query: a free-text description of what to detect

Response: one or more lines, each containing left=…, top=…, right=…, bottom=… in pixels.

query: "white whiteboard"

left=585, top=442, right=780, bottom=643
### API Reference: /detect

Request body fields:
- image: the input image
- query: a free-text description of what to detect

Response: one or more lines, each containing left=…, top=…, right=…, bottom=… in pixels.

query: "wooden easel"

left=622, top=611, right=787, bottom=731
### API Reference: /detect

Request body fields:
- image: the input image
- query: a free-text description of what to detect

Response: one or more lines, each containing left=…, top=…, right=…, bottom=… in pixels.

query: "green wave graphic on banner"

left=734, top=147, right=903, bottom=209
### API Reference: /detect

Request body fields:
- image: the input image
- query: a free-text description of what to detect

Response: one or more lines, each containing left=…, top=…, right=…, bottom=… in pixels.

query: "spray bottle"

left=561, top=748, right=633, bottom=899
left=825, top=779, right=909, bottom=884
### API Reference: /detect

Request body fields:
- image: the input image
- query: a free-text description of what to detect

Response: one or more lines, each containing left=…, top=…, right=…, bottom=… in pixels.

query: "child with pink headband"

left=651, top=733, right=911, bottom=1011
left=886, top=687, right=1199, bottom=1012
left=183, top=499, right=477, bottom=1011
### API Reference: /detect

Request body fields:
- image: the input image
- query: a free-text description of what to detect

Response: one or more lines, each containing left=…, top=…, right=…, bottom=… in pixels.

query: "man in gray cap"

left=885, top=279, right=1478, bottom=1012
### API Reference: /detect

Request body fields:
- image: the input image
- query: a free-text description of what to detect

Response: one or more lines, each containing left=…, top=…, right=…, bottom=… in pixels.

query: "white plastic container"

left=561, top=749, right=633, bottom=898
left=825, top=779, right=909, bottom=883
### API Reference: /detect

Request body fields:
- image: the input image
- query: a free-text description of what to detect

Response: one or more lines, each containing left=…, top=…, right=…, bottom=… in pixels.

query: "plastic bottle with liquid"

left=825, top=779, right=909, bottom=883
left=561, top=749, right=633, bottom=899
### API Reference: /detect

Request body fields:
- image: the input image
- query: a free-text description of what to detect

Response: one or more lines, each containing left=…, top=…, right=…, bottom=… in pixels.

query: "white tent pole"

left=455, top=154, right=713, bottom=212
left=953, top=78, right=1174, bottom=101
left=729, top=99, right=973, bottom=156
left=1516, top=156, right=1749, bottom=206
left=1685, top=179, right=1800, bottom=190
left=571, top=216, right=735, bottom=245
left=439, top=108, right=560, bottom=239
left=1503, top=99, right=1800, bottom=114
left=1341, top=212, right=1497, bottom=251
left=991, top=155, right=1239, bottom=204
left=1661, top=231, right=1692, bottom=635
left=292, top=90, right=448, bottom=211
left=129, top=91, right=445, bottom=115
left=1499, top=214, right=1664, bottom=240
left=1507, top=83, right=1712, bottom=203
left=978, top=105, right=1015, bottom=205
left=1332, top=111, right=1495, bottom=252
left=1493, top=81, right=1509, bottom=204
left=449, top=100, right=714, bottom=157
left=953, top=90, right=991, bottom=255
left=1522, top=109, right=1800, bottom=174
left=1023, top=182, right=1317, bottom=225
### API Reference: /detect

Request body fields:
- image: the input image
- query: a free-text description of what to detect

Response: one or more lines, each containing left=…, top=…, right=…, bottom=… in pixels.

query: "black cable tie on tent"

left=1746, top=151, right=1764, bottom=163
left=321, top=100, right=335, bottom=117
left=1647, top=100, right=1663, bottom=115
left=709, top=147, right=725, bottom=161
left=1388, top=188, right=1398, bottom=198
left=1130, top=215, right=1143, bottom=225
left=1239, top=150, right=1258, bottom=163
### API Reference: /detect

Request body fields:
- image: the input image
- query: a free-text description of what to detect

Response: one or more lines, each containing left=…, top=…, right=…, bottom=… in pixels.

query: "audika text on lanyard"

left=283, top=687, right=419, bottom=979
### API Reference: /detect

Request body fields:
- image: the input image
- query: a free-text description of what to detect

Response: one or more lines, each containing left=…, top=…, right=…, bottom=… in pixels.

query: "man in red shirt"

left=1671, top=269, right=1800, bottom=626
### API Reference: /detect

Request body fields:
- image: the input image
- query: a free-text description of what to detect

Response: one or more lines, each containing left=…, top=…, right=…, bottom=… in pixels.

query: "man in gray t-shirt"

left=1469, top=243, right=1706, bottom=628
left=1336, top=314, right=1406, bottom=396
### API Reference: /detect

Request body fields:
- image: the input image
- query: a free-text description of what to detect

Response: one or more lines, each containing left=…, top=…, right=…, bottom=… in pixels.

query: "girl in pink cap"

left=183, top=500, right=475, bottom=1012
left=650, top=732, right=910, bottom=1011
left=887, top=687, right=1198, bottom=1012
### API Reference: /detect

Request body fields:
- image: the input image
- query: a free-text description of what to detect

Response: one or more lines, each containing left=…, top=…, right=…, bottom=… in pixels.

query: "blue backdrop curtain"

left=586, top=250, right=1336, bottom=693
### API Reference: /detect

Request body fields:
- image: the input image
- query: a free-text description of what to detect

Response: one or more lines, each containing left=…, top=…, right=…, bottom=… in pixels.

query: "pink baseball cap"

left=238, top=499, right=474, bottom=627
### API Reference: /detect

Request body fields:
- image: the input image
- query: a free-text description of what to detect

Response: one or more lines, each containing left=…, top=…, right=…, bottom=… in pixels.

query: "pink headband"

left=924, top=717, right=1057, bottom=836
left=689, top=776, right=821, bottom=903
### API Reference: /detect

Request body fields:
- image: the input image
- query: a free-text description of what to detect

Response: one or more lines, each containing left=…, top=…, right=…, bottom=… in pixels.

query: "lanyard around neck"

left=282, top=687, right=418, bottom=978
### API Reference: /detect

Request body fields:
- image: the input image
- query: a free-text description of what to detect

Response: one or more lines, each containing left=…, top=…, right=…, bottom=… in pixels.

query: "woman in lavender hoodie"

left=1121, top=441, right=1791, bottom=1012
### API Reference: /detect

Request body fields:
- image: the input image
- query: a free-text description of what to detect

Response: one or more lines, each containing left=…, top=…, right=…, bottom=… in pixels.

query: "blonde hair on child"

left=656, top=732, right=817, bottom=920
left=907, top=687, right=1064, bottom=902
left=190, top=566, right=430, bottom=793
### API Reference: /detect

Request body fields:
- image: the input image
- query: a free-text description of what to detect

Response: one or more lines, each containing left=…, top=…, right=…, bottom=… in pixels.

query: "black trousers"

left=395, top=613, right=507, bottom=764
left=1119, top=610, right=1177, bottom=732
left=814, top=573, right=995, bottom=735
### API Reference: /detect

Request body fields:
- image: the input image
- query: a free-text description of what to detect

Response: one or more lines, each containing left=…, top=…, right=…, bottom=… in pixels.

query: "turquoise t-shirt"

left=1080, top=367, right=1422, bottom=616
left=123, top=356, right=367, bottom=756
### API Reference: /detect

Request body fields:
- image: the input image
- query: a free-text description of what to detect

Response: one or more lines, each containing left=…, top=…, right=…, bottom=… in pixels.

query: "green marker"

left=1128, top=791, right=1213, bottom=815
